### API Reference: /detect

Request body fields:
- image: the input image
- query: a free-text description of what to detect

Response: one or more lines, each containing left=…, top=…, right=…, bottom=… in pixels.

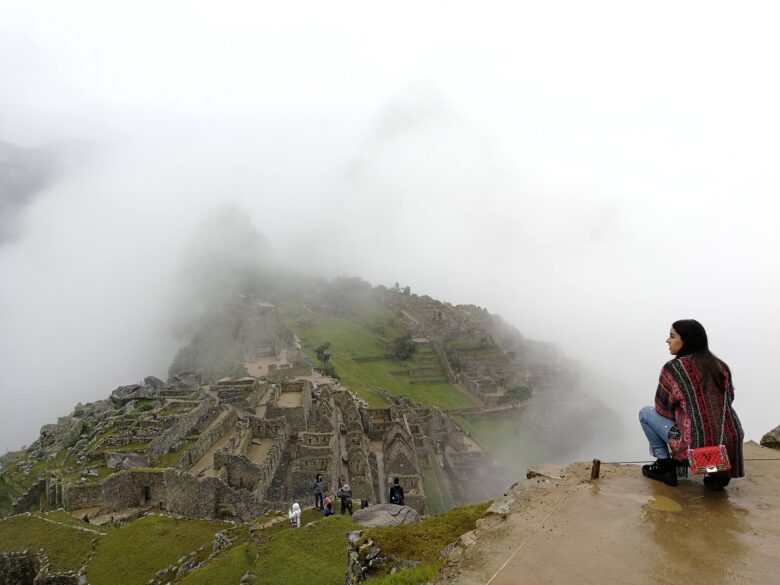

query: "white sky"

left=1, top=1, right=779, bottom=455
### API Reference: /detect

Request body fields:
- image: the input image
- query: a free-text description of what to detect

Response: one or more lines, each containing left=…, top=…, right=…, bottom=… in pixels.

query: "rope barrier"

left=483, top=467, right=592, bottom=585
left=482, top=455, right=780, bottom=584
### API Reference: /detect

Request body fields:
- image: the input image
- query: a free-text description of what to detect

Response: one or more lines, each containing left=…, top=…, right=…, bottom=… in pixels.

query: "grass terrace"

left=155, top=439, right=196, bottom=468
left=87, top=514, right=230, bottom=585
left=0, top=512, right=99, bottom=572
left=284, top=313, right=476, bottom=411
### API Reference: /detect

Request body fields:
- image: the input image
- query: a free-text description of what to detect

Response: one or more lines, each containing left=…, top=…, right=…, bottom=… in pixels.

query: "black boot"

left=642, top=458, right=678, bottom=487
left=703, top=473, right=731, bottom=491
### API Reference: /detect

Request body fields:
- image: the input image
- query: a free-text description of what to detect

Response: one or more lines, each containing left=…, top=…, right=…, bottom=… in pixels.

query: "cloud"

left=1, top=1, right=780, bottom=460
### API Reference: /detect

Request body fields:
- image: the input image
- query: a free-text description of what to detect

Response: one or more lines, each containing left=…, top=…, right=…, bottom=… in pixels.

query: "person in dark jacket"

left=313, top=473, right=325, bottom=509
left=389, top=477, right=405, bottom=505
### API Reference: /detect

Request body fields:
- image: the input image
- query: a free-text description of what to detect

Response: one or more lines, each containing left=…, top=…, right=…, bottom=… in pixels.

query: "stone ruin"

left=382, top=292, right=553, bottom=407
left=9, top=336, right=499, bottom=523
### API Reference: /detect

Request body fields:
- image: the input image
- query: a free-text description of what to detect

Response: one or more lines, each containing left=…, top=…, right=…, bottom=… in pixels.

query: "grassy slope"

left=0, top=513, right=97, bottom=572
left=251, top=515, right=356, bottom=585
left=361, top=501, right=490, bottom=583
left=0, top=500, right=489, bottom=585
left=286, top=314, right=475, bottom=410
left=181, top=503, right=489, bottom=585
left=87, top=515, right=230, bottom=585
left=180, top=541, right=257, bottom=585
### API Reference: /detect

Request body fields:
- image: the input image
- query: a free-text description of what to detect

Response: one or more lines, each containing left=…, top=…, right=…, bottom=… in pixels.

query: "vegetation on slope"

left=363, top=502, right=490, bottom=565
left=285, top=313, right=476, bottom=410
left=87, top=514, right=230, bottom=585
left=251, top=515, right=356, bottom=585
left=0, top=513, right=98, bottom=572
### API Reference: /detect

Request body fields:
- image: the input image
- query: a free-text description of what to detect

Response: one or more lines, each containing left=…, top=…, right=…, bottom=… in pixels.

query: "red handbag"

left=688, top=444, right=730, bottom=475
left=688, top=399, right=731, bottom=475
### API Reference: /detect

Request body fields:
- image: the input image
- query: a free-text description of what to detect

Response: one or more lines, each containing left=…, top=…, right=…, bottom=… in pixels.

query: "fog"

left=2, top=2, right=779, bottom=463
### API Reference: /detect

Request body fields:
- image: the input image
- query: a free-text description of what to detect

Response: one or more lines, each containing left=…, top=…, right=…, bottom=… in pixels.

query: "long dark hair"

left=672, top=319, right=727, bottom=389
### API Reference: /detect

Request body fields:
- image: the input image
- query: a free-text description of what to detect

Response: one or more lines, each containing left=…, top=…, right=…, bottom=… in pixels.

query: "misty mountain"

left=0, top=139, right=91, bottom=243
left=0, top=140, right=65, bottom=243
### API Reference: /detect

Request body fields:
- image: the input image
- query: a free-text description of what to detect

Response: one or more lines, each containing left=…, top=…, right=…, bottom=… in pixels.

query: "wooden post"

left=591, top=458, right=601, bottom=481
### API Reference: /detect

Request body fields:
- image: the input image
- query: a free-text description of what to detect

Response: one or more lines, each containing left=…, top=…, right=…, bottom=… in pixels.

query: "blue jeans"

left=639, top=406, right=676, bottom=459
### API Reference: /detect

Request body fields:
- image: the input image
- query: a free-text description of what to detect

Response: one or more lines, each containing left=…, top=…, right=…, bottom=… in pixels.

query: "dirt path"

left=438, top=441, right=780, bottom=585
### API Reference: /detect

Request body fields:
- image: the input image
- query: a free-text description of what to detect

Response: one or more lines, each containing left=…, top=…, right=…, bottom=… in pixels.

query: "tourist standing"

left=288, top=502, right=301, bottom=528
left=336, top=483, right=353, bottom=515
left=313, top=473, right=325, bottom=509
left=389, top=477, right=405, bottom=505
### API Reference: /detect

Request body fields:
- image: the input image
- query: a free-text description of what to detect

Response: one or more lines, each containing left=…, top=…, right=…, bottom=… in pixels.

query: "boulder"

left=526, top=464, right=565, bottom=480
left=110, top=384, right=153, bottom=406
left=760, top=424, right=780, bottom=449
left=39, top=417, right=83, bottom=449
left=122, top=453, right=149, bottom=469
left=351, top=504, right=421, bottom=528
left=144, top=375, right=166, bottom=390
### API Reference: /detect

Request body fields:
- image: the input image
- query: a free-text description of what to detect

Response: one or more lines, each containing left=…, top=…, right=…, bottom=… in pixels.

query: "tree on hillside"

left=315, top=343, right=332, bottom=367
left=499, top=385, right=532, bottom=406
left=389, top=335, right=417, bottom=362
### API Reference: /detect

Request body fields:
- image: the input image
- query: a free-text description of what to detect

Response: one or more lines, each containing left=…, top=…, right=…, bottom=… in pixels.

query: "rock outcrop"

left=760, top=423, right=780, bottom=449
left=351, top=503, right=421, bottom=528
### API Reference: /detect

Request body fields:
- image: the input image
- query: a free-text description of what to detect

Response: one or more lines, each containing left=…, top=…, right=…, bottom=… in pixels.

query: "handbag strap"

left=718, top=378, right=731, bottom=445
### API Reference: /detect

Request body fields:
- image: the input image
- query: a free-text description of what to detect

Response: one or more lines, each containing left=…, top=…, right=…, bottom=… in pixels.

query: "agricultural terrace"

left=0, top=512, right=101, bottom=572
left=87, top=514, right=231, bottom=585
left=283, top=310, right=476, bottom=411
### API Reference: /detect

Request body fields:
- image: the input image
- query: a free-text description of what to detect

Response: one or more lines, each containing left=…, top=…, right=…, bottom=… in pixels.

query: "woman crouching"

left=639, top=319, right=744, bottom=490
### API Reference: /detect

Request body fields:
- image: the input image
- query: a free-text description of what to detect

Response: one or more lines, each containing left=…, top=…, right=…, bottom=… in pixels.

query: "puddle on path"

left=648, top=495, right=682, bottom=512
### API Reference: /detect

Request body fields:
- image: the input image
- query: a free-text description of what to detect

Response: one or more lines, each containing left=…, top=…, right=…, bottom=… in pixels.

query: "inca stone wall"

left=63, top=468, right=268, bottom=522
left=265, top=381, right=313, bottom=432
left=148, top=399, right=217, bottom=464
left=246, top=416, right=287, bottom=439
left=291, top=431, right=336, bottom=500
left=61, top=481, right=104, bottom=511
left=213, top=417, right=288, bottom=498
left=267, top=363, right=313, bottom=382
left=0, top=551, right=39, bottom=585
left=177, top=408, right=238, bottom=470
left=10, top=479, right=46, bottom=515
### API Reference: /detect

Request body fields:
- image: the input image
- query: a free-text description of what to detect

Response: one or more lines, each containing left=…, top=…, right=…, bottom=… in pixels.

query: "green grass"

left=180, top=540, right=257, bottom=585
left=134, top=400, right=154, bottom=412
left=156, top=440, right=196, bottom=468
left=31, top=510, right=115, bottom=534
left=0, top=513, right=97, bottom=572
left=62, top=465, right=116, bottom=485
left=251, top=515, right=356, bottom=585
left=289, top=315, right=476, bottom=411
left=1, top=450, right=69, bottom=496
left=363, top=502, right=489, bottom=565
left=0, top=476, right=12, bottom=516
left=87, top=514, right=230, bottom=585
left=369, top=561, right=444, bottom=585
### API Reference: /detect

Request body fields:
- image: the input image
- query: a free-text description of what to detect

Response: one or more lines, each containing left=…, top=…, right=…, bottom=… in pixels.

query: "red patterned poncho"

left=654, top=355, right=745, bottom=478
